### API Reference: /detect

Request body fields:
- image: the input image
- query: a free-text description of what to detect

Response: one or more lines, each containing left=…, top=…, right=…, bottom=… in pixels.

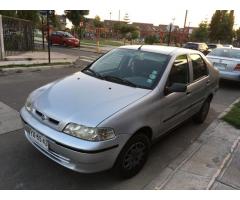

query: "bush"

left=144, top=35, right=159, bottom=44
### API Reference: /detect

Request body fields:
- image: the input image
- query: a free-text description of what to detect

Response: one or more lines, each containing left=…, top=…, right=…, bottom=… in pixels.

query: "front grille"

left=48, top=117, right=59, bottom=125
left=35, top=109, right=60, bottom=126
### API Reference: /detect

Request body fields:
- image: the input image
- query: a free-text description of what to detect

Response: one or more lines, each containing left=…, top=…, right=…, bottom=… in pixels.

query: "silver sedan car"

left=20, top=45, right=219, bottom=178
left=207, top=47, right=240, bottom=81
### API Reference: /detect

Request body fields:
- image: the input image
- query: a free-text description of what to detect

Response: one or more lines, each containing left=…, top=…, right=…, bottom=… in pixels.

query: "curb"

left=79, top=47, right=107, bottom=54
left=0, top=64, right=72, bottom=75
left=145, top=97, right=240, bottom=190
left=4, top=57, right=74, bottom=62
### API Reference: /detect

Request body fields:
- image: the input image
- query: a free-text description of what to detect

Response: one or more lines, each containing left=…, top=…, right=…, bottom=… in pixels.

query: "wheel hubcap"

left=123, top=142, right=146, bottom=170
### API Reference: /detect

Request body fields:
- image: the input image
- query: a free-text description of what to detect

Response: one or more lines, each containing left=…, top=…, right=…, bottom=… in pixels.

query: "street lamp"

left=167, top=17, right=175, bottom=46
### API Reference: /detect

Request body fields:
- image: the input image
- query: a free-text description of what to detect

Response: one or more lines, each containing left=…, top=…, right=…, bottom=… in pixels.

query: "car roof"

left=119, top=45, right=201, bottom=56
left=186, top=42, right=206, bottom=45
left=212, top=47, right=240, bottom=50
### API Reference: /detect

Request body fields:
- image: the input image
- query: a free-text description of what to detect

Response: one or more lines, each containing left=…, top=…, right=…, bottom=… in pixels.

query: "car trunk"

left=207, top=56, right=240, bottom=72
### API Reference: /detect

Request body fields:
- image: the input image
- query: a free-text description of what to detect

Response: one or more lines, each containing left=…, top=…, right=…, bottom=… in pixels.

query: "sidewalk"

left=145, top=98, right=240, bottom=190
left=0, top=51, right=78, bottom=67
left=79, top=44, right=116, bottom=53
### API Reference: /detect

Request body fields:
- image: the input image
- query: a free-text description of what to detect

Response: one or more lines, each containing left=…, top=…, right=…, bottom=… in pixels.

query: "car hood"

left=32, top=72, right=150, bottom=127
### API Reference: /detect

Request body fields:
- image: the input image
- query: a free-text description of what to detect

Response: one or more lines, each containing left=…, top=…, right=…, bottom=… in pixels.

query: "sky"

left=2, top=0, right=240, bottom=29
left=57, top=9, right=240, bottom=29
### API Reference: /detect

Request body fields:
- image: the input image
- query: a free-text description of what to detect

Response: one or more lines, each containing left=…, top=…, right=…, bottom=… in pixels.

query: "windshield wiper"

left=82, top=68, right=103, bottom=79
left=102, top=75, right=137, bottom=88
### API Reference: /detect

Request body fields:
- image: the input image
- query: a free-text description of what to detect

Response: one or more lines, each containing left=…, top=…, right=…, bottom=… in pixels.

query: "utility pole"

left=0, top=15, right=5, bottom=60
left=46, top=11, right=51, bottom=63
left=184, top=10, right=188, bottom=28
left=41, top=15, right=45, bottom=50
left=168, top=18, right=175, bottom=46
left=118, top=10, right=121, bottom=21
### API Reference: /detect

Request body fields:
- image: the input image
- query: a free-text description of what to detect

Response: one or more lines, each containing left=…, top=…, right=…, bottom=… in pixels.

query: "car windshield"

left=183, top=43, right=198, bottom=50
left=208, top=44, right=217, bottom=49
left=64, top=32, right=74, bottom=38
left=82, top=48, right=170, bottom=89
left=208, top=48, right=240, bottom=59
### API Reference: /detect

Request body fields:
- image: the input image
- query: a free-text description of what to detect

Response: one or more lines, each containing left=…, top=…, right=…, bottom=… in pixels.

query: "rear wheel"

left=193, top=98, right=211, bottom=123
left=114, top=133, right=150, bottom=179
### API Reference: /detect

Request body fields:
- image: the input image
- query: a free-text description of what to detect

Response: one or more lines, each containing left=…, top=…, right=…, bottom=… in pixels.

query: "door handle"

left=186, top=90, right=191, bottom=95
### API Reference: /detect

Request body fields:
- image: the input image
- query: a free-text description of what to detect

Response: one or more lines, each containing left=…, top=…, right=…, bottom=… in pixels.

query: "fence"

left=0, top=15, right=34, bottom=58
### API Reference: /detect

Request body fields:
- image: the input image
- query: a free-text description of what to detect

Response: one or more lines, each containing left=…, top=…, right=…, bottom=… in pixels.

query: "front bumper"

left=219, top=71, right=240, bottom=81
left=20, top=107, right=130, bottom=173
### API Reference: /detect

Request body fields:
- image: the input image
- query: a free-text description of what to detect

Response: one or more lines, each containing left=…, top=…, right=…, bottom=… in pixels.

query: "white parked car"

left=207, top=47, right=240, bottom=81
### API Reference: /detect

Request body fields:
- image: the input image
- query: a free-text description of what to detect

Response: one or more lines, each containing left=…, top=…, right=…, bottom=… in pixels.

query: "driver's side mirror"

left=164, top=83, right=187, bottom=95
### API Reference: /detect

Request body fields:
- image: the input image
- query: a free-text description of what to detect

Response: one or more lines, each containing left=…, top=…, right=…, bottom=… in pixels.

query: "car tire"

left=193, top=98, right=211, bottom=124
left=114, top=133, right=150, bottom=179
left=62, top=42, right=67, bottom=47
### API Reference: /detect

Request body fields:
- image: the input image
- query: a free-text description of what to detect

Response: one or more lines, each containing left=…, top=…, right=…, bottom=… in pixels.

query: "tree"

left=145, top=35, right=159, bottom=44
left=190, top=21, right=209, bottom=42
left=0, top=10, right=17, bottom=17
left=131, top=30, right=140, bottom=40
left=209, top=10, right=235, bottom=43
left=236, top=28, right=240, bottom=41
left=123, top=13, right=130, bottom=23
left=118, top=24, right=138, bottom=43
left=64, top=10, right=89, bottom=38
left=93, top=15, right=103, bottom=28
left=17, top=10, right=40, bottom=26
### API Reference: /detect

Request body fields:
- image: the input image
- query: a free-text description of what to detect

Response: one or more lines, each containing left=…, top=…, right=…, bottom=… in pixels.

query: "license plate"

left=213, top=63, right=226, bottom=71
left=26, top=126, right=48, bottom=150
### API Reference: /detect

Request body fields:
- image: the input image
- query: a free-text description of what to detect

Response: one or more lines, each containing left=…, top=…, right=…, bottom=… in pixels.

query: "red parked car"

left=49, top=31, right=80, bottom=47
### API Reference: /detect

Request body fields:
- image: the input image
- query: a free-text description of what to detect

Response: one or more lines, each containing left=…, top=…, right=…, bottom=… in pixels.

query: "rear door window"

left=167, top=54, right=189, bottom=86
left=190, top=54, right=208, bottom=81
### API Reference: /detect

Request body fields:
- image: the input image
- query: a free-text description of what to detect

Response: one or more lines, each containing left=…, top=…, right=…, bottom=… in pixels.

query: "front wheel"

left=114, top=133, right=150, bottom=179
left=193, top=98, right=211, bottom=123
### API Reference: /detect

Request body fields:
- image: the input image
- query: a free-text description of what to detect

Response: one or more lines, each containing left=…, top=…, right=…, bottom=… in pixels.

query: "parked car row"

left=207, top=47, right=240, bottom=82
left=183, top=42, right=240, bottom=82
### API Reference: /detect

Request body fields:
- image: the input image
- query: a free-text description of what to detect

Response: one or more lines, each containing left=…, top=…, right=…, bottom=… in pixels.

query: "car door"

left=186, top=53, right=210, bottom=114
left=160, top=54, right=193, bottom=134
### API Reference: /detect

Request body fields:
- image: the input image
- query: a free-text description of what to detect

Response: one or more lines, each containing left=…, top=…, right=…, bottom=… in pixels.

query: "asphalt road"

left=0, top=47, right=240, bottom=189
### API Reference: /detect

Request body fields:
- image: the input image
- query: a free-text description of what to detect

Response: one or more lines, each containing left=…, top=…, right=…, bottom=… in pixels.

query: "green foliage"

left=17, top=10, right=40, bottom=25
left=113, top=22, right=122, bottom=33
left=0, top=10, right=41, bottom=26
left=209, top=10, right=235, bottom=43
left=190, top=21, right=209, bottom=42
left=93, top=15, right=103, bottom=28
left=0, top=10, right=17, bottom=17
left=64, top=10, right=89, bottom=27
left=131, top=30, right=140, bottom=40
left=65, top=10, right=89, bottom=39
left=119, top=24, right=138, bottom=37
left=145, top=35, right=159, bottom=44
left=222, top=101, right=240, bottom=129
left=235, top=28, right=240, bottom=41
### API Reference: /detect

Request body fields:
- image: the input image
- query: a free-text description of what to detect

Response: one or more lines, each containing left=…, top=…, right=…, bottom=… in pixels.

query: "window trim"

left=189, top=53, right=209, bottom=83
left=164, top=54, right=191, bottom=95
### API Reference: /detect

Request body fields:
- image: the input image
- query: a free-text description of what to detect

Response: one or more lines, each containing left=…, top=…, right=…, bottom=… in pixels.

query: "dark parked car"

left=49, top=31, right=80, bottom=47
left=183, top=42, right=209, bottom=55
left=207, top=43, right=223, bottom=53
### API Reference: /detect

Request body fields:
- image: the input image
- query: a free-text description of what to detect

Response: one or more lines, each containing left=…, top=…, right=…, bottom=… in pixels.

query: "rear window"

left=190, top=54, right=208, bottom=81
left=183, top=43, right=198, bottom=50
left=209, top=48, right=240, bottom=59
left=208, top=44, right=217, bottom=49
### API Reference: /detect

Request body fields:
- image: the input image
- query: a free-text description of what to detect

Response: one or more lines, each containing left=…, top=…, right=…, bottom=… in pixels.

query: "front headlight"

left=63, top=123, right=115, bottom=141
left=25, top=98, right=33, bottom=112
